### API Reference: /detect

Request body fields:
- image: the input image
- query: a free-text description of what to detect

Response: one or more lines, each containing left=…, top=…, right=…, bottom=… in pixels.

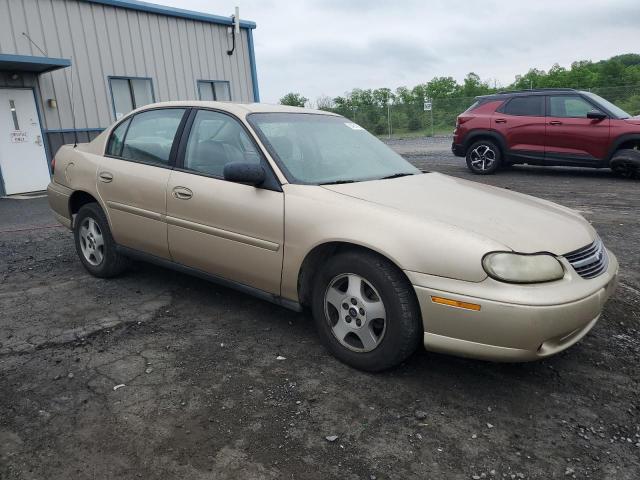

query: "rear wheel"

left=74, top=203, right=128, bottom=278
left=311, top=250, right=422, bottom=372
left=466, top=139, right=502, bottom=174
left=610, top=148, right=640, bottom=179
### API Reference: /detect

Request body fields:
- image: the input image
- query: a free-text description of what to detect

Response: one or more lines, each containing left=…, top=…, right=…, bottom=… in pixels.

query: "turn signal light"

left=431, top=296, right=481, bottom=311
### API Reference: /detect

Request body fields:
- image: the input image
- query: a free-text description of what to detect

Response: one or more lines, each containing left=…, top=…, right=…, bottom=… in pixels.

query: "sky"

left=166, top=0, right=639, bottom=104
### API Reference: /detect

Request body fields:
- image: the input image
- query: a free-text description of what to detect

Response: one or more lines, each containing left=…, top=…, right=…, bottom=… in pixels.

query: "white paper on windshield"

left=344, top=122, right=364, bottom=130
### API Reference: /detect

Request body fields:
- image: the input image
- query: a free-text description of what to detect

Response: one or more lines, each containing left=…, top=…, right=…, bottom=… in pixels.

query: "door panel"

left=97, top=108, right=186, bottom=258
left=545, top=118, right=610, bottom=160
left=0, top=89, right=50, bottom=194
left=166, top=171, right=284, bottom=294
left=545, top=95, right=610, bottom=161
left=492, top=96, right=546, bottom=157
left=166, top=108, right=284, bottom=294
left=97, top=158, right=171, bottom=258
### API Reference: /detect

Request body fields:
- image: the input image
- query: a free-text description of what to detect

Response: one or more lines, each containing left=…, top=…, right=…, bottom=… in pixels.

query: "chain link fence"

left=331, top=85, right=640, bottom=139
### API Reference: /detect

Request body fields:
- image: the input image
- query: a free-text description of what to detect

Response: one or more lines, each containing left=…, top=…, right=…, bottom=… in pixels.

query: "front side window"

left=110, top=77, right=155, bottom=120
left=248, top=113, right=420, bottom=185
left=197, top=81, right=231, bottom=102
left=502, top=96, right=545, bottom=116
left=119, top=109, right=185, bottom=165
left=548, top=95, right=601, bottom=118
left=183, top=110, right=260, bottom=177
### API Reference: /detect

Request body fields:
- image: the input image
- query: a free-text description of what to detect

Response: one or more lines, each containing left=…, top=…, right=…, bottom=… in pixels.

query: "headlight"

left=482, top=252, right=564, bottom=284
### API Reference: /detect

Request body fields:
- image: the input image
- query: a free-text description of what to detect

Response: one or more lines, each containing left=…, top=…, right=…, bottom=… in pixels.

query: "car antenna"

left=68, top=57, right=78, bottom=148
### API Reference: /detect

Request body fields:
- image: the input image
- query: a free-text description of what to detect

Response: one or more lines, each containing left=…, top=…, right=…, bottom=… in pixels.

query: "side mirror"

left=587, top=110, right=607, bottom=120
left=223, top=162, right=265, bottom=186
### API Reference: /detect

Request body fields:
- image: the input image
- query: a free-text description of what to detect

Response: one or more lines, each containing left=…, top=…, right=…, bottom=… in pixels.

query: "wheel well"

left=296, top=242, right=410, bottom=308
left=617, top=140, right=640, bottom=151
left=464, top=133, right=505, bottom=156
left=69, top=191, right=98, bottom=217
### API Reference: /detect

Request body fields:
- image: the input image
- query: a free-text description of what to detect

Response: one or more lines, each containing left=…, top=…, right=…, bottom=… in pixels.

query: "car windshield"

left=248, top=113, right=420, bottom=185
left=583, top=92, right=631, bottom=119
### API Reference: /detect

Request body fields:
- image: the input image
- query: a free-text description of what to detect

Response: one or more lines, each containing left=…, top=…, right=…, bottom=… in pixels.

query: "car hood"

left=321, top=173, right=595, bottom=255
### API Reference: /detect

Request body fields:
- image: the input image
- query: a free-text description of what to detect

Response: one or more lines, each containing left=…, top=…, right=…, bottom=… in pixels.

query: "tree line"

left=279, top=54, right=640, bottom=136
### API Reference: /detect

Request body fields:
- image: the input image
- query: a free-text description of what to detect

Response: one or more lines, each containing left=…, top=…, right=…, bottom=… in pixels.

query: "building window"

left=197, top=80, right=231, bottom=102
left=109, top=77, right=155, bottom=120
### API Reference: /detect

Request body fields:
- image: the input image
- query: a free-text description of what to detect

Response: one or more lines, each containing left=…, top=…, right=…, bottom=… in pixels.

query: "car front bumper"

left=406, top=250, right=619, bottom=362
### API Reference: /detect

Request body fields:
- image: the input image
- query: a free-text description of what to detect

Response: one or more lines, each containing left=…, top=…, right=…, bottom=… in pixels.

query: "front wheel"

left=610, top=148, right=640, bottom=179
left=465, top=139, right=502, bottom=175
left=311, top=251, right=422, bottom=372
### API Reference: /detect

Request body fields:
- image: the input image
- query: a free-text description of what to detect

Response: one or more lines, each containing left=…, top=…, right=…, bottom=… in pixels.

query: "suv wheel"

left=74, top=203, right=128, bottom=278
left=610, top=149, right=640, bottom=179
left=311, top=250, right=422, bottom=372
left=466, top=140, right=502, bottom=175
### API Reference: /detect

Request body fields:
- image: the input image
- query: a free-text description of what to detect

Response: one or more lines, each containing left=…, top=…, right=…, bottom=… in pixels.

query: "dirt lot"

left=1, top=139, right=639, bottom=479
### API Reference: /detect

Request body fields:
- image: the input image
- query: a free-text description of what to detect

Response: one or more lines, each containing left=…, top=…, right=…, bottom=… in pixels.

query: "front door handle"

left=98, top=171, right=113, bottom=183
left=549, top=120, right=562, bottom=126
left=495, top=118, right=507, bottom=124
left=172, top=186, right=193, bottom=200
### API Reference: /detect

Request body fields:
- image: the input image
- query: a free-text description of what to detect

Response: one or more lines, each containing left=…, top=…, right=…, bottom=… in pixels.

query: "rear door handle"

left=495, top=118, right=507, bottom=124
left=98, top=171, right=113, bottom=183
left=549, top=120, right=562, bottom=126
left=172, top=186, right=193, bottom=200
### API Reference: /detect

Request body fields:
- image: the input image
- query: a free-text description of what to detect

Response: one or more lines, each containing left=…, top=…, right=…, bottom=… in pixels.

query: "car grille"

left=563, top=237, right=608, bottom=279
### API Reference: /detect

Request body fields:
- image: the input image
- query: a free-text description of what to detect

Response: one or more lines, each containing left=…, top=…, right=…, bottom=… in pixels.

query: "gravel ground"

left=1, top=139, right=639, bottom=479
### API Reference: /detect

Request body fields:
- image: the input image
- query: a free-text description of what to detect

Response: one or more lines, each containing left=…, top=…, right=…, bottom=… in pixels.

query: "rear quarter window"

left=106, top=118, right=131, bottom=157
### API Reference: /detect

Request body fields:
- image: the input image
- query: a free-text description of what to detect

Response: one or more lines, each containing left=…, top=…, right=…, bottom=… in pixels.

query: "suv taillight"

left=457, top=116, right=471, bottom=127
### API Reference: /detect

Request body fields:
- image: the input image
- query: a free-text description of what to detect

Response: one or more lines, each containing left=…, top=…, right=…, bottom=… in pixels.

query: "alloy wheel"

left=79, top=217, right=105, bottom=266
left=323, top=273, right=387, bottom=352
left=470, top=144, right=497, bottom=171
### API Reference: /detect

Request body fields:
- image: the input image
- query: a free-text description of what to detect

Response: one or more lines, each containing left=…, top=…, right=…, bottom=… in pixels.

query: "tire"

left=465, top=139, right=502, bottom=175
left=73, top=203, right=128, bottom=278
left=310, top=250, right=422, bottom=372
left=610, top=148, right=640, bottom=179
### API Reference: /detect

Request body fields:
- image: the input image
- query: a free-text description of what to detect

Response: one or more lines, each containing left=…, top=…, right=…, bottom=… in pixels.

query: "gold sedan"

left=48, top=102, right=619, bottom=371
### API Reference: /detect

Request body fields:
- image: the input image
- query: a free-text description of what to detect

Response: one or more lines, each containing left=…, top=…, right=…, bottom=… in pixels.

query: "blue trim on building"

left=0, top=53, right=71, bottom=74
left=82, top=0, right=256, bottom=29
left=247, top=29, right=260, bottom=102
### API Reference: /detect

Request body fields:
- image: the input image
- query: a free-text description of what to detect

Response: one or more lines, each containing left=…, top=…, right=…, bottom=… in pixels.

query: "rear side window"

left=106, top=118, right=131, bottom=157
left=119, top=109, right=185, bottom=165
left=502, top=96, right=545, bottom=116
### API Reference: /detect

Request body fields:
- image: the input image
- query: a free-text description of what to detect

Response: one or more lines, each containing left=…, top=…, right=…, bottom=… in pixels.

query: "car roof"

left=476, top=88, right=587, bottom=100
left=131, top=101, right=340, bottom=117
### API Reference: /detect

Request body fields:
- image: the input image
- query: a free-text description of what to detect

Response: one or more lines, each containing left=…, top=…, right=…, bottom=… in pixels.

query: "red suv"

left=452, top=88, right=640, bottom=177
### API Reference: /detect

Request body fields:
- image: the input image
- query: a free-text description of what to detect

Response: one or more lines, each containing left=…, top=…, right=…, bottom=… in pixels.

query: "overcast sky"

left=169, top=0, right=639, bottom=104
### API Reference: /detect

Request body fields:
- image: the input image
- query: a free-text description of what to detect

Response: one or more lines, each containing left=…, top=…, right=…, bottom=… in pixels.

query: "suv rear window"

left=502, top=96, right=545, bottom=116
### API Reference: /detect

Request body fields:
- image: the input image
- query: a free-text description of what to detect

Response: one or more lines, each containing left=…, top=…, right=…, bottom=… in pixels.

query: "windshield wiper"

left=379, top=172, right=416, bottom=180
left=319, top=179, right=357, bottom=185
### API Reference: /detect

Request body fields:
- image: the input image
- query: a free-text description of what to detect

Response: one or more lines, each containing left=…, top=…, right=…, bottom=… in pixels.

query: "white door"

left=0, top=89, right=50, bottom=195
